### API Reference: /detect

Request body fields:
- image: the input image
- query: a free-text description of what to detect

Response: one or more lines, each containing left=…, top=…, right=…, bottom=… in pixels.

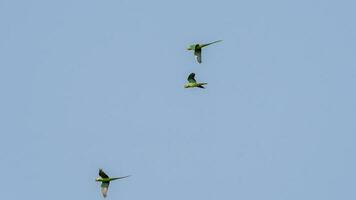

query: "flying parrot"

left=184, top=73, right=207, bottom=89
left=187, top=40, right=222, bottom=63
left=95, top=169, right=130, bottom=198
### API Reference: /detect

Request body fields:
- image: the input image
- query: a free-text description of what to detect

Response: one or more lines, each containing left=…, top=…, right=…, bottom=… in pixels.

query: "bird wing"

left=200, top=40, right=222, bottom=48
left=99, top=169, right=109, bottom=178
left=187, top=73, right=197, bottom=83
left=194, top=49, right=202, bottom=63
left=101, top=182, right=110, bottom=198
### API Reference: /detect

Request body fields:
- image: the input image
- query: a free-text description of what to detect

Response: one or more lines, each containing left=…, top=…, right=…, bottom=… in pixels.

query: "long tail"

left=110, top=175, right=130, bottom=181
left=201, top=40, right=222, bottom=48
left=197, top=83, right=207, bottom=89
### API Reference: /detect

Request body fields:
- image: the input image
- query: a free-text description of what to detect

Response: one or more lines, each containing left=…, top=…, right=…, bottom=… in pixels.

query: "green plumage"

left=96, top=169, right=130, bottom=198
left=184, top=73, right=207, bottom=89
left=187, top=40, right=222, bottom=63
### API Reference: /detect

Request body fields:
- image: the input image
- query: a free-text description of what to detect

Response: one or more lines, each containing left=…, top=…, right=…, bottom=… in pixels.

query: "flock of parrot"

left=96, top=40, right=222, bottom=198
left=185, top=40, right=222, bottom=89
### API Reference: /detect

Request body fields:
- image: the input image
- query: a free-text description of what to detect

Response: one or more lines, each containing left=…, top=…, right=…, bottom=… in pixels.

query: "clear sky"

left=1, top=0, right=355, bottom=199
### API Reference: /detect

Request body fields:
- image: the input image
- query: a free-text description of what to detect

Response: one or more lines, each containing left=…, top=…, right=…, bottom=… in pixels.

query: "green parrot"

left=184, top=73, right=207, bottom=89
left=95, top=169, right=130, bottom=198
left=187, top=40, right=222, bottom=63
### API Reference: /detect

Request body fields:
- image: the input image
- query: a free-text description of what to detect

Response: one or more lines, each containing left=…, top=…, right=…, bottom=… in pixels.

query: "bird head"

left=187, top=44, right=195, bottom=50
left=184, top=84, right=189, bottom=88
left=95, top=177, right=101, bottom=182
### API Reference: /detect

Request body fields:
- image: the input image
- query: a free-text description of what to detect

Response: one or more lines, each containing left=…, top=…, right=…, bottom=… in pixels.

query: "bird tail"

left=201, top=40, right=222, bottom=47
left=197, top=83, right=207, bottom=89
left=110, top=175, right=130, bottom=181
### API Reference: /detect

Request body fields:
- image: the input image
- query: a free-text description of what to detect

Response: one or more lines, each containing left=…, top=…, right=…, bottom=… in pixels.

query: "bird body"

left=184, top=73, right=207, bottom=89
left=96, top=169, right=129, bottom=198
left=184, top=82, right=207, bottom=88
left=187, top=40, right=222, bottom=63
left=96, top=177, right=128, bottom=182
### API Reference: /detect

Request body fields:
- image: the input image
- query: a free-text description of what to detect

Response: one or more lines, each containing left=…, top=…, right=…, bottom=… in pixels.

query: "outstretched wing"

left=101, top=182, right=110, bottom=198
left=187, top=73, right=197, bottom=83
left=99, top=169, right=109, bottom=178
left=194, top=49, right=202, bottom=63
left=200, top=40, right=222, bottom=48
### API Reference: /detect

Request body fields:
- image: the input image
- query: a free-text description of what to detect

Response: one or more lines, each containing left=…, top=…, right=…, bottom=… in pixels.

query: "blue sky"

left=1, top=0, right=355, bottom=199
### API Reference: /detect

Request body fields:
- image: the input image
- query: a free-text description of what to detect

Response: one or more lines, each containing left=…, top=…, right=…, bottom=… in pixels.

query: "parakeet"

left=187, top=40, right=222, bottom=63
left=95, top=169, right=130, bottom=198
left=184, top=73, right=207, bottom=89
